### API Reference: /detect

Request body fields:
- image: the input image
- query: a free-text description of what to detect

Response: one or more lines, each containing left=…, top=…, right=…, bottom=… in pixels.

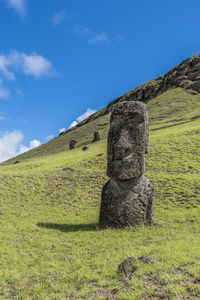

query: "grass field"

left=0, top=87, right=200, bottom=299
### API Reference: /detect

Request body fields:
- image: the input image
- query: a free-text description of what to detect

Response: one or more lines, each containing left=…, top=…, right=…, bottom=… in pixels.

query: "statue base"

left=99, top=176, right=154, bottom=228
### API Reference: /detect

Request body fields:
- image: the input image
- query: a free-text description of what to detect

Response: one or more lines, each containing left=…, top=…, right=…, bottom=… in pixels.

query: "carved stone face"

left=107, top=101, right=148, bottom=180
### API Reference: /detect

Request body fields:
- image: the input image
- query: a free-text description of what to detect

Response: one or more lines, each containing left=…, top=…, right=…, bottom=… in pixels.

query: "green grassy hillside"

left=0, top=86, right=200, bottom=299
left=3, top=87, right=200, bottom=164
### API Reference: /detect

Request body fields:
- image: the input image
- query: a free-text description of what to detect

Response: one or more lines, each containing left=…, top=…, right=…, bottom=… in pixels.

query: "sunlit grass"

left=0, top=87, right=200, bottom=298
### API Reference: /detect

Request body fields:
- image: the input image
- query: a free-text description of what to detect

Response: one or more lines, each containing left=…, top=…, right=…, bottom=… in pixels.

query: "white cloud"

left=6, top=0, right=27, bottom=17
left=45, top=134, right=54, bottom=141
left=0, top=112, right=7, bottom=120
left=19, top=139, right=41, bottom=154
left=89, top=32, right=109, bottom=44
left=10, top=51, right=54, bottom=77
left=0, top=87, right=10, bottom=99
left=22, top=53, right=53, bottom=77
left=0, top=78, right=10, bottom=99
left=73, top=26, right=110, bottom=45
left=0, top=87, right=9, bottom=99
left=69, top=108, right=97, bottom=129
left=0, top=51, right=56, bottom=80
left=68, top=121, right=77, bottom=129
left=59, top=127, right=66, bottom=134
left=76, top=108, right=97, bottom=122
left=0, top=130, right=23, bottom=162
left=15, top=88, right=23, bottom=96
left=73, top=25, right=91, bottom=36
left=0, top=130, right=41, bottom=163
left=0, top=55, right=15, bottom=80
left=52, top=10, right=67, bottom=26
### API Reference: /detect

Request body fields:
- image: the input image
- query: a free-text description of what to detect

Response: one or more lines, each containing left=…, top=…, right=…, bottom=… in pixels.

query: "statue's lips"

left=110, top=148, right=141, bottom=168
left=112, top=159, right=139, bottom=171
left=108, top=155, right=143, bottom=180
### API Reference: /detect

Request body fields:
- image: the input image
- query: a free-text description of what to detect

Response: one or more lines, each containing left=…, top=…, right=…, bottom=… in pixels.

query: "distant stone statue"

left=69, top=139, right=77, bottom=150
left=92, top=131, right=100, bottom=143
left=99, top=101, right=154, bottom=228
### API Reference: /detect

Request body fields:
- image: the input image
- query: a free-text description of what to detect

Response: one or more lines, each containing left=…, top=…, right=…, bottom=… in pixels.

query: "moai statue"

left=92, top=131, right=100, bottom=143
left=99, top=101, right=154, bottom=228
left=69, top=139, right=77, bottom=150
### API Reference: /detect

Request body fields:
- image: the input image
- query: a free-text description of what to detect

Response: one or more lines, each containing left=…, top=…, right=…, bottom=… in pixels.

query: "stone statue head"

left=107, top=101, right=149, bottom=181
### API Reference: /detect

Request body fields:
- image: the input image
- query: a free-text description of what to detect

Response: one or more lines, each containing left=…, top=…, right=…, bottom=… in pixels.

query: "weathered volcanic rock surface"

left=99, top=101, right=154, bottom=228
left=99, top=176, right=154, bottom=228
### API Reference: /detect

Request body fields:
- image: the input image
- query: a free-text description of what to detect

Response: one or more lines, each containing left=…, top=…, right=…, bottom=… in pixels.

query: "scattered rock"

left=92, top=131, right=100, bottom=143
left=82, top=146, right=89, bottom=151
left=186, top=218, right=195, bottom=223
left=118, top=254, right=154, bottom=279
left=138, top=254, right=152, bottom=263
left=153, top=222, right=163, bottom=227
left=13, top=160, right=20, bottom=164
left=111, top=288, right=118, bottom=295
left=118, top=257, right=138, bottom=277
left=96, top=153, right=103, bottom=157
left=69, top=139, right=77, bottom=150
left=63, top=167, right=74, bottom=172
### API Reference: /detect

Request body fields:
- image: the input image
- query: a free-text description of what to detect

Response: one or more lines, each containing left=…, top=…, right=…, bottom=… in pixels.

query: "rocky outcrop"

left=62, top=53, right=200, bottom=135
left=105, top=53, right=200, bottom=113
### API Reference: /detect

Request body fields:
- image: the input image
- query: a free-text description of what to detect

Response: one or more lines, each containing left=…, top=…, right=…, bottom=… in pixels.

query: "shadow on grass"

left=37, top=222, right=99, bottom=232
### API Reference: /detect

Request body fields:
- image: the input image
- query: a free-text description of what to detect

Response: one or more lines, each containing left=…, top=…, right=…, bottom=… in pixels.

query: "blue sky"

left=1, top=0, right=200, bottom=161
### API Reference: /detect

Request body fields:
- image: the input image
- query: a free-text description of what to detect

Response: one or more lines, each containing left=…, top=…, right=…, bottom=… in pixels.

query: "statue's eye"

left=111, top=111, right=145, bottom=125
left=131, top=112, right=144, bottom=123
left=123, top=112, right=144, bottom=125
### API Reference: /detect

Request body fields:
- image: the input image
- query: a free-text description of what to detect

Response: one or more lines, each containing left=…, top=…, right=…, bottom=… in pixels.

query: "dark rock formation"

left=118, top=257, right=137, bottom=277
left=99, top=101, right=154, bottom=228
left=105, top=53, right=200, bottom=114
left=138, top=254, right=152, bottom=263
left=82, top=146, right=89, bottom=151
left=118, top=255, right=153, bottom=278
left=96, top=153, right=103, bottom=157
left=92, top=131, right=100, bottom=143
left=69, top=139, right=77, bottom=150
left=63, top=167, right=74, bottom=172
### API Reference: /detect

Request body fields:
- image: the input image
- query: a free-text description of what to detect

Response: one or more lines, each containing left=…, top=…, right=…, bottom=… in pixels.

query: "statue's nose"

left=115, top=129, right=132, bottom=149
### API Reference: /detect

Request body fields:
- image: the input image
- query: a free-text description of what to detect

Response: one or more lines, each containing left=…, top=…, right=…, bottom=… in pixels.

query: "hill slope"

left=2, top=53, right=200, bottom=165
left=0, top=55, right=200, bottom=299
